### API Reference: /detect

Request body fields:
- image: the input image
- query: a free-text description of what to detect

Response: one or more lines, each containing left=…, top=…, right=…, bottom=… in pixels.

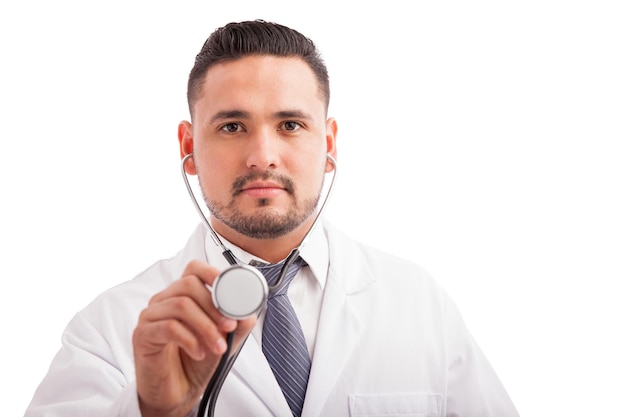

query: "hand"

left=132, top=260, right=257, bottom=417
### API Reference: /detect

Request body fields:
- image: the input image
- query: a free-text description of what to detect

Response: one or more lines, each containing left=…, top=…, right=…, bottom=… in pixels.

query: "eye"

left=281, top=121, right=302, bottom=131
left=220, top=122, right=242, bottom=133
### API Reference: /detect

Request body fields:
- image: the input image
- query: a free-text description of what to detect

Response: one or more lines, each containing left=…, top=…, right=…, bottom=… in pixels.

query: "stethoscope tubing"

left=181, top=153, right=337, bottom=417
left=181, top=152, right=337, bottom=288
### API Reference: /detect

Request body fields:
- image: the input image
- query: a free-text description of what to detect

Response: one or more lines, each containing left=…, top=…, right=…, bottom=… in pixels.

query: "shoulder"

left=323, top=220, right=442, bottom=295
left=76, top=224, right=209, bottom=334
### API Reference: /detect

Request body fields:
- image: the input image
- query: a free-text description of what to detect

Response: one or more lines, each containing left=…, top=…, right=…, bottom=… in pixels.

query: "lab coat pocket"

left=349, top=392, right=442, bottom=417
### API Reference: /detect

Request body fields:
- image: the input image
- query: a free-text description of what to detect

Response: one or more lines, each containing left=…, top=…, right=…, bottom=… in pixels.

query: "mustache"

left=232, top=171, right=295, bottom=196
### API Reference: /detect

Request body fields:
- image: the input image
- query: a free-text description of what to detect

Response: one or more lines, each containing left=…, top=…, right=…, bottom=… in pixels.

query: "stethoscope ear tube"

left=181, top=152, right=337, bottom=263
left=183, top=153, right=337, bottom=417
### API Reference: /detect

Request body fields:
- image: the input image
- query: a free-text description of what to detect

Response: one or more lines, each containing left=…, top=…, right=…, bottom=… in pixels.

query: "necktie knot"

left=255, top=257, right=308, bottom=298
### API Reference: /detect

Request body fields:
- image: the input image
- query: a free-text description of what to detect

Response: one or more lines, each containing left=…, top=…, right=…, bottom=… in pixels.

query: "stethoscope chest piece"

left=212, top=264, right=268, bottom=320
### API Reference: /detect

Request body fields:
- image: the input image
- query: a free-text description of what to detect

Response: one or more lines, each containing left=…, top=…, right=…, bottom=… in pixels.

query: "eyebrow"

left=210, top=110, right=249, bottom=124
left=274, top=110, right=312, bottom=120
left=209, top=109, right=313, bottom=124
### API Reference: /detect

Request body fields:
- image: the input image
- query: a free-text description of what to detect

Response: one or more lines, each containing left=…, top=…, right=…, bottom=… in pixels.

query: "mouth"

left=239, top=181, right=286, bottom=198
left=232, top=172, right=295, bottom=197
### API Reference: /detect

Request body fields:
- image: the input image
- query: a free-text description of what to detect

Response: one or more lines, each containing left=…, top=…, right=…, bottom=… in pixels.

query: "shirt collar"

left=203, top=222, right=329, bottom=290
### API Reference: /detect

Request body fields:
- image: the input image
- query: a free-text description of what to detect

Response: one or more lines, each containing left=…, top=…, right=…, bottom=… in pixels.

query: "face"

left=179, top=55, right=337, bottom=241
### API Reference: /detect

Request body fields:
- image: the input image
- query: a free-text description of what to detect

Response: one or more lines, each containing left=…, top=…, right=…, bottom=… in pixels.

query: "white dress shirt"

left=204, top=223, right=328, bottom=357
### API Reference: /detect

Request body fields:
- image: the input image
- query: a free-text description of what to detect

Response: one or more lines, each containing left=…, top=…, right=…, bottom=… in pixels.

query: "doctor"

left=25, top=20, right=519, bottom=417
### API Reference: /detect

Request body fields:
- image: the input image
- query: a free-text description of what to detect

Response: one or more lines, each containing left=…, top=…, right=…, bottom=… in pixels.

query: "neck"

left=211, top=216, right=315, bottom=264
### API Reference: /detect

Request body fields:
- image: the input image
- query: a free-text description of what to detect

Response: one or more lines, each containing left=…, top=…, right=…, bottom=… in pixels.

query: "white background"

left=1, top=1, right=625, bottom=416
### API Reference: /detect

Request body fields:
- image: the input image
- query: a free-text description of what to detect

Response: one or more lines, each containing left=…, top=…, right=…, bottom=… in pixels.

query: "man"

left=25, top=20, right=519, bottom=417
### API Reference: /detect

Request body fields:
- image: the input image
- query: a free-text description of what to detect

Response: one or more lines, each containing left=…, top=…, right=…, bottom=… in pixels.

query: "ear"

left=178, top=120, right=196, bottom=175
left=325, top=117, right=338, bottom=173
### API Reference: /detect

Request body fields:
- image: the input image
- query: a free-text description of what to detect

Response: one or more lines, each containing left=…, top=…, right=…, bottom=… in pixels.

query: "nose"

left=245, top=128, right=280, bottom=170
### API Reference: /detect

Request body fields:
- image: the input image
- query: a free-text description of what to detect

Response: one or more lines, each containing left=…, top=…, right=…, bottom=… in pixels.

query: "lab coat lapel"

left=230, top=334, right=294, bottom=417
left=302, top=223, right=374, bottom=417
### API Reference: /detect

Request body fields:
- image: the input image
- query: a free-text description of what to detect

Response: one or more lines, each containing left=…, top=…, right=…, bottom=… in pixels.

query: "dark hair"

left=187, top=20, right=330, bottom=117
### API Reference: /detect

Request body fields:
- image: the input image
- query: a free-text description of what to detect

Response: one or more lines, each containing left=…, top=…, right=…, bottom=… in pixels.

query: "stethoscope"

left=180, top=152, right=337, bottom=417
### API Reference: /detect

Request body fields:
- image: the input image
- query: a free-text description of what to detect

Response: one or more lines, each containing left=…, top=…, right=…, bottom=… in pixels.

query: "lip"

left=239, top=181, right=286, bottom=198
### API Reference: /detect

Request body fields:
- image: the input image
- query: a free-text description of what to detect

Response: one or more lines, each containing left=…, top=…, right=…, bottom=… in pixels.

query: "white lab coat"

left=25, top=221, right=519, bottom=417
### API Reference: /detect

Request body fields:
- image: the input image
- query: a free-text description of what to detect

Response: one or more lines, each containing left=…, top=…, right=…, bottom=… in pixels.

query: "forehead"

left=195, top=55, right=325, bottom=113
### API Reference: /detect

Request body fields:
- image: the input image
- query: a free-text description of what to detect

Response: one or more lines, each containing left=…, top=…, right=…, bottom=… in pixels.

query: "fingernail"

left=216, top=338, right=227, bottom=354
left=220, top=317, right=237, bottom=330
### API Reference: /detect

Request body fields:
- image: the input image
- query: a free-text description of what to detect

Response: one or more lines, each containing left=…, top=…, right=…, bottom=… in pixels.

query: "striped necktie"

left=256, top=257, right=310, bottom=417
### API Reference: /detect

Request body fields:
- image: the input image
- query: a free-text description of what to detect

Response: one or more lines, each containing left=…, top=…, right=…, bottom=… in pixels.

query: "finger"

left=181, top=259, right=222, bottom=287
left=228, top=315, right=258, bottom=355
left=150, top=263, right=238, bottom=332
left=150, top=260, right=220, bottom=304
left=140, top=295, right=229, bottom=356
left=135, top=316, right=211, bottom=360
left=180, top=261, right=240, bottom=330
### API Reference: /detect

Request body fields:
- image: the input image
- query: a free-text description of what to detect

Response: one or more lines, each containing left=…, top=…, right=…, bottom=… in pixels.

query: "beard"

left=201, top=171, right=321, bottom=240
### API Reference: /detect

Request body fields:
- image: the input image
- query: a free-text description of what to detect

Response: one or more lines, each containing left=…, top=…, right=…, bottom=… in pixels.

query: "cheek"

left=296, top=157, right=327, bottom=193
left=196, top=154, right=235, bottom=197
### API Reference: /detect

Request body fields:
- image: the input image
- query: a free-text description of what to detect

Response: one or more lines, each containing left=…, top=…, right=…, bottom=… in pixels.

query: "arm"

left=442, top=294, right=520, bottom=417
left=24, top=310, right=143, bottom=417
left=25, top=260, right=256, bottom=417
